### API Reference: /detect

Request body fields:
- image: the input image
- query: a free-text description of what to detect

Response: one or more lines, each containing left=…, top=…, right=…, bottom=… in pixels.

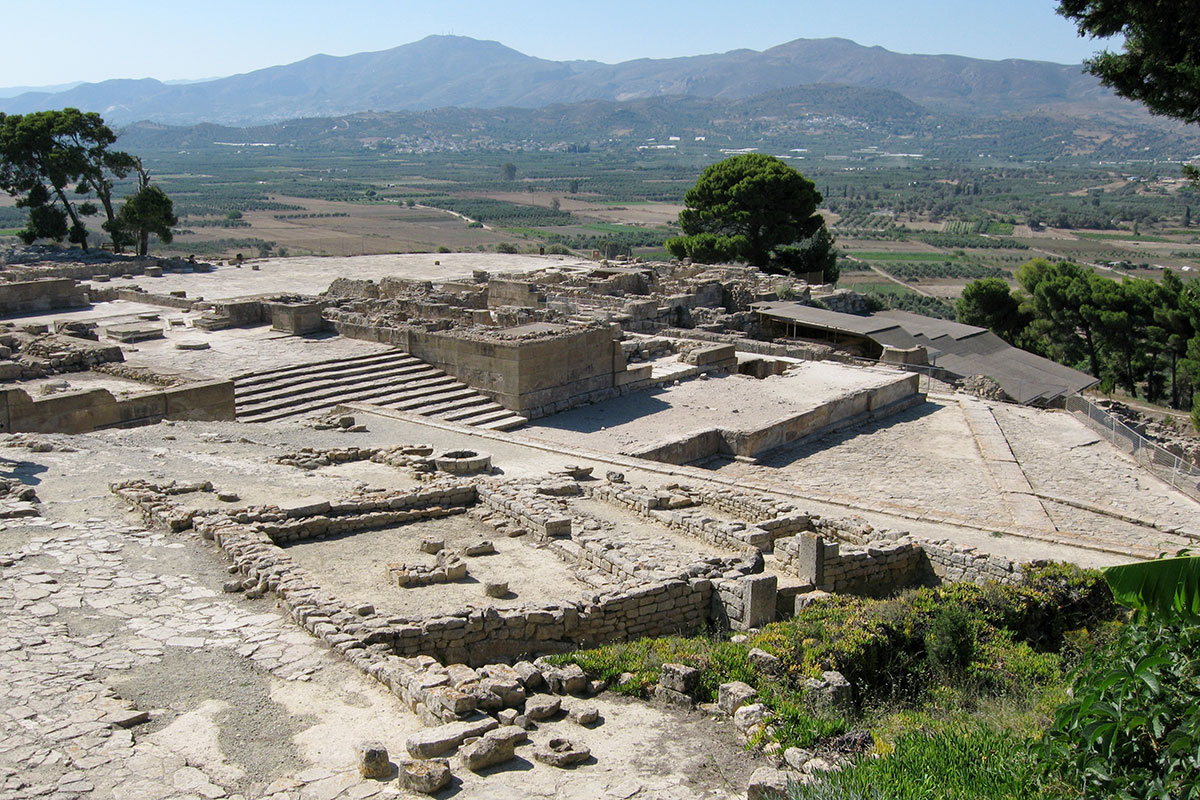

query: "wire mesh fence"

left=1066, top=394, right=1200, bottom=502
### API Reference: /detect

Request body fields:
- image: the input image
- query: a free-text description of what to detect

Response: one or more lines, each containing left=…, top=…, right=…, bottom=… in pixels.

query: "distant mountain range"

left=0, top=35, right=1144, bottom=127
left=112, top=82, right=1200, bottom=164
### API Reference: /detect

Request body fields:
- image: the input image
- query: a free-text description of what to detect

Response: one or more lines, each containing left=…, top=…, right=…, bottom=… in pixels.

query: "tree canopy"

left=959, top=260, right=1200, bottom=423
left=665, top=154, right=836, bottom=279
left=955, top=277, right=1029, bottom=343
left=1058, top=0, right=1200, bottom=125
left=0, top=108, right=157, bottom=252
left=117, top=184, right=177, bottom=257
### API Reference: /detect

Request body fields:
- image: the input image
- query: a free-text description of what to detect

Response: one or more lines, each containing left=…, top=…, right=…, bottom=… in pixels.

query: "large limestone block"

left=355, top=741, right=390, bottom=779
left=533, top=737, right=591, bottom=768
left=397, top=759, right=452, bottom=794
left=718, top=681, right=757, bottom=715
left=457, top=729, right=516, bottom=772
left=524, top=694, right=562, bottom=721
left=406, top=717, right=498, bottom=759
left=659, top=662, right=700, bottom=694
left=746, top=767, right=810, bottom=800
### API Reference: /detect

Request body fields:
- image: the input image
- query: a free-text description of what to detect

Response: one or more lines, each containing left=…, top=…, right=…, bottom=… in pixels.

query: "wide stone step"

left=233, top=352, right=423, bottom=391
left=235, top=362, right=437, bottom=405
left=235, top=366, right=444, bottom=417
left=446, top=406, right=515, bottom=425
left=358, top=376, right=464, bottom=407
left=233, top=351, right=520, bottom=429
left=389, top=388, right=480, bottom=413
left=477, top=414, right=528, bottom=431
left=439, top=401, right=508, bottom=422
left=414, top=394, right=495, bottom=418
left=233, top=349, right=410, bottom=385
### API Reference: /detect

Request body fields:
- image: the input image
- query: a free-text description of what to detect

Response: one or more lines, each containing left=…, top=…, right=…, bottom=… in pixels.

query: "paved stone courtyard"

left=699, top=395, right=1199, bottom=560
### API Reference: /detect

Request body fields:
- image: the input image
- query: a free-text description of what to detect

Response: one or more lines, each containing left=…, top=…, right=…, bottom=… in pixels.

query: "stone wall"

left=4, top=257, right=212, bottom=283
left=116, top=288, right=196, bottom=310
left=0, top=278, right=88, bottom=314
left=268, top=302, right=325, bottom=335
left=488, top=279, right=546, bottom=309
left=474, top=483, right=573, bottom=539
left=588, top=483, right=776, bottom=551
left=211, top=298, right=269, bottom=326
left=622, top=429, right=726, bottom=466
left=775, top=533, right=924, bottom=595
left=712, top=574, right=778, bottom=631
left=660, top=327, right=844, bottom=363
left=774, top=530, right=1026, bottom=596
left=920, top=538, right=1027, bottom=585
left=0, top=379, right=235, bottom=434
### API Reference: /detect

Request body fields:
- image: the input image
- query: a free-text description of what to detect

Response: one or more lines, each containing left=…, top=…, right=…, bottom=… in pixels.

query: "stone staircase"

left=232, top=349, right=527, bottom=430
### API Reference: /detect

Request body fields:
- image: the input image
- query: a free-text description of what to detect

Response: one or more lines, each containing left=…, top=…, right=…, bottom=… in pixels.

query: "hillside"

left=114, top=84, right=1200, bottom=162
left=0, top=35, right=1147, bottom=127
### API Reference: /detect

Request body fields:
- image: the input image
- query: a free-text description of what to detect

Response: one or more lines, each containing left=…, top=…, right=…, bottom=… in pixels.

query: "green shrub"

left=1040, top=619, right=1200, bottom=799
left=925, top=605, right=975, bottom=676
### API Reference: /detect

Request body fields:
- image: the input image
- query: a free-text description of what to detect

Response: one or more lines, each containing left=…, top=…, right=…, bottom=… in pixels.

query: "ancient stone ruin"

left=1, top=250, right=1196, bottom=799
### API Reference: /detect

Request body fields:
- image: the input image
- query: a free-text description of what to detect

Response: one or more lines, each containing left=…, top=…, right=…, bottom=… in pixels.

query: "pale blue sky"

left=1, top=0, right=1116, bottom=88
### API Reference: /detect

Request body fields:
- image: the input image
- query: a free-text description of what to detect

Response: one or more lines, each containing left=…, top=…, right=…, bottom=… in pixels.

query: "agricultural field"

left=8, top=136, right=1200, bottom=288
left=164, top=197, right=515, bottom=259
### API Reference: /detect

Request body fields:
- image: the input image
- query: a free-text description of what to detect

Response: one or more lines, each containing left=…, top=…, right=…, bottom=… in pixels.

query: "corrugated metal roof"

left=752, top=301, right=1097, bottom=404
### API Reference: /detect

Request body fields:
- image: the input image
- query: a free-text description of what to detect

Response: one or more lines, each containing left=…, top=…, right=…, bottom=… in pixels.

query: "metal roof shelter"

left=753, top=302, right=1098, bottom=405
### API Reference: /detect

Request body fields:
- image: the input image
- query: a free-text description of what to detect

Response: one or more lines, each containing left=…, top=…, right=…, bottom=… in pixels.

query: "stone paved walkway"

left=0, top=514, right=335, bottom=800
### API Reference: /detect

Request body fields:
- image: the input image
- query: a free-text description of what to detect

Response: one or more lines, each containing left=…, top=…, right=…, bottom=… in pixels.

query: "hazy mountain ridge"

left=114, top=84, right=1200, bottom=162
left=0, top=35, right=1141, bottom=127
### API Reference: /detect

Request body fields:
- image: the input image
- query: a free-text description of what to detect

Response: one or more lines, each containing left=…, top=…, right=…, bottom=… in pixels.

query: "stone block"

left=653, top=686, right=693, bottom=708
left=803, top=670, right=854, bottom=719
left=743, top=574, right=778, bottom=629
left=659, top=662, right=700, bottom=694
left=547, top=663, right=588, bottom=694
left=748, top=648, right=782, bottom=673
left=568, top=704, right=599, bottom=725
left=457, top=729, right=516, bottom=772
left=524, top=694, right=562, bottom=720
left=406, top=717, right=498, bottom=759
left=733, top=703, right=765, bottom=734
left=446, top=664, right=480, bottom=687
left=747, top=767, right=808, bottom=800
left=513, top=661, right=545, bottom=692
left=464, top=540, right=496, bottom=556
left=533, top=737, right=591, bottom=768
left=784, top=747, right=814, bottom=770
left=355, top=741, right=390, bottom=779
left=396, top=759, right=451, bottom=794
